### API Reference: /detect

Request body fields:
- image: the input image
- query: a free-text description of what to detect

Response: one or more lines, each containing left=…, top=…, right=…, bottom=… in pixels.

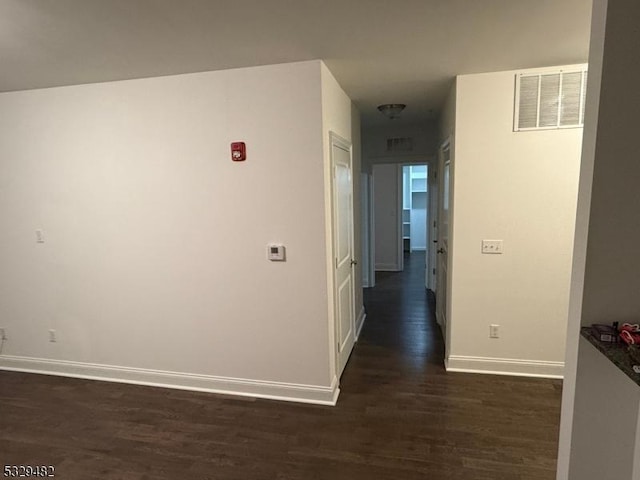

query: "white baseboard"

left=355, top=306, right=366, bottom=341
left=0, top=355, right=340, bottom=406
left=375, top=263, right=401, bottom=272
left=446, top=355, right=564, bottom=379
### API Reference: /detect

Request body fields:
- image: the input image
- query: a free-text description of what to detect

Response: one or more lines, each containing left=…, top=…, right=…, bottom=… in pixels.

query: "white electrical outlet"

left=482, top=239, right=503, bottom=254
left=489, top=324, right=500, bottom=338
left=36, top=230, right=45, bottom=243
left=0, top=328, right=6, bottom=340
left=48, top=329, right=57, bottom=343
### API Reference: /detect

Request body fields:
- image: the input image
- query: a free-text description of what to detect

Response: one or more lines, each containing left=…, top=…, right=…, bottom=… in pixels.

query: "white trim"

left=355, top=306, right=366, bottom=340
left=0, top=355, right=340, bottom=406
left=516, top=124, right=585, bottom=132
left=375, top=264, right=401, bottom=271
left=446, top=355, right=564, bottom=379
left=396, top=164, right=404, bottom=272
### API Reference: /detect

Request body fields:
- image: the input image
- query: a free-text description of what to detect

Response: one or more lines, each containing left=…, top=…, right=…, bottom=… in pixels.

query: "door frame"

left=428, top=160, right=439, bottom=291
left=396, top=164, right=405, bottom=272
left=329, top=131, right=356, bottom=379
left=361, top=172, right=375, bottom=288
left=400, top=162, right=431, bottom=287
left=371, top=163, right=404, bottom=273
left=435, top=137, right=453, bottom=357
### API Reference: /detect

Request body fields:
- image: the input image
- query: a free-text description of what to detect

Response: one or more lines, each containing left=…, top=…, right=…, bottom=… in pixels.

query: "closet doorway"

left=370, top=163, right=432, bottom=290
left=402, top=164, right=431, bottom=290
left=402, top=165, right=428, bottom=255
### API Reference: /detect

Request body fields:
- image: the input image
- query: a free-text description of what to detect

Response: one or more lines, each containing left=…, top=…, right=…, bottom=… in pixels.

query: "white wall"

left=556, top=0, right=605, bottom=475
left=0, top=60, right=341, bottom=404
left=363, top=121, right=438, bottom=171
left=576, top=4, right=640, bottom=326
left=373, top=164, right=401, bottom=271
left=360, top=172, right=373, bottom=288
left=446, top=66, right=584, bottom=377
left=560, top=1, right=640, bottom=477
left=439, top=80, right=457, bottom=142
left=568, top=338, right=640, bottom=480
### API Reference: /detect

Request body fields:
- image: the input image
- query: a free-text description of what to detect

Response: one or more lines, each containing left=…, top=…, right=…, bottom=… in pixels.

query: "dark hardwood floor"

left=0, top=252, right=562, bottom=479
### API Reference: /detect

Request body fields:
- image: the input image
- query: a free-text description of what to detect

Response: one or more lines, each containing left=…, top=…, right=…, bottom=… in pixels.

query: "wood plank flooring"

left=0, top=252, right=562, bottom=479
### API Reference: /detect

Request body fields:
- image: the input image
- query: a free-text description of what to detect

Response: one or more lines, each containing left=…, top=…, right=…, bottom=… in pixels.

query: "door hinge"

left=433, top=220, right=436, bottom=227
left=433, top=268, right=436, bottom=274
left=335, top=258, right=338, bottom=269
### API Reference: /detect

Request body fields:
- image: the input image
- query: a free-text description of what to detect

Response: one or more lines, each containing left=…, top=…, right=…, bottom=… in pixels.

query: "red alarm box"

left=231, top=142, right=246, bottom=161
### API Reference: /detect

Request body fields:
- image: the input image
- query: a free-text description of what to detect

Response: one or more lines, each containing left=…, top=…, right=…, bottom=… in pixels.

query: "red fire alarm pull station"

left=231, top=142, right=246, bottom=162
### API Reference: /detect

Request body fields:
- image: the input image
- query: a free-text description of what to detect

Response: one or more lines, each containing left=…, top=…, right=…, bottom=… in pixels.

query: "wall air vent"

left=514, top=69, right=588, bottom=131
left=386, top=137, right=413, bottom=153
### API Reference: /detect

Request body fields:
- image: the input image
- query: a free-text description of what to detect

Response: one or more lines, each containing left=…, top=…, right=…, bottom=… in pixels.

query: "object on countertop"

left=591, top=324, right=620, bottom=343
left=620, top=323, right=640, bottom=345
left=621, top=330, right=640, bottom=345
left=621, top=323, right=640, bottom=333
left=629, top=345, right=640, bottom=365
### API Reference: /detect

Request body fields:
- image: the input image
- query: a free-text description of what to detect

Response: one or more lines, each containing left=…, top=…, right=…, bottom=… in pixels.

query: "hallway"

left=340, top=250, right=563, bottom=479
left=0, top=252, right=563, bottom=480
left=361, top=251, right=444, bottom=370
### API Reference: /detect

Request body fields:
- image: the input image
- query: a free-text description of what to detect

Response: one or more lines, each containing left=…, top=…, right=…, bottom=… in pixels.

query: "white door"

left=331, top=133, right=356, bottom=377
left=435, top=142, right=451, bottom=341
left=373, top=164, right=403, bottom=272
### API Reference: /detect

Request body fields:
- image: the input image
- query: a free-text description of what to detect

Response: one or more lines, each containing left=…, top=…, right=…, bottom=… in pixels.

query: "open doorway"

left=368, top=162, right=432, bottom=289
left=401, top=164, right=428, bottom=276
left=362, top=161, right=442, bottom=364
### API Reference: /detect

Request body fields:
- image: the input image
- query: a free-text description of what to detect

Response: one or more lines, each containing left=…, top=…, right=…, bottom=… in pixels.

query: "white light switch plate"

left=482, top=239, right=503, bottom=254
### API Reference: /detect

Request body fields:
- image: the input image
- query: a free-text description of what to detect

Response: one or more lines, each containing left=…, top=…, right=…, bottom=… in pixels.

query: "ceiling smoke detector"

left=377, top=103, right=406, bottom=120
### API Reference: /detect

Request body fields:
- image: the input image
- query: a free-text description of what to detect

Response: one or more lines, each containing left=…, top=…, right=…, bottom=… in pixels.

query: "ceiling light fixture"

left=377, top=103, right=406, bottom=120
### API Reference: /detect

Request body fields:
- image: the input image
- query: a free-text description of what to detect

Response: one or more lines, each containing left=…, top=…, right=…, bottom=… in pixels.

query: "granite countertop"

left=581, top=327, right=640, bottom=386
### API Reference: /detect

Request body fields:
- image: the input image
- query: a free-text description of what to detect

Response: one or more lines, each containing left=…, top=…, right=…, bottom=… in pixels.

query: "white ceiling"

left=0, top=0, right=592, bottom=125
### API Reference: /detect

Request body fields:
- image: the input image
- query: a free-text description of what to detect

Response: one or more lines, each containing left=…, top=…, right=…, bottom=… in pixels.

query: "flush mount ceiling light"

left=377, top=103, right=406, bottom=120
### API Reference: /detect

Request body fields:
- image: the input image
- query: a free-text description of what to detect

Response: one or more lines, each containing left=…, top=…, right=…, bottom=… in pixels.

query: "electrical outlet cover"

left=489, top=324, right=500, bottom=338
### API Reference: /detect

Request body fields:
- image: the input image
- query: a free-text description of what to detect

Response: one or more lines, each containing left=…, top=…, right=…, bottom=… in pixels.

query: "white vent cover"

left=514, top=69, right=588, bottom=131
left=386, top=137, right=413, bottom=152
